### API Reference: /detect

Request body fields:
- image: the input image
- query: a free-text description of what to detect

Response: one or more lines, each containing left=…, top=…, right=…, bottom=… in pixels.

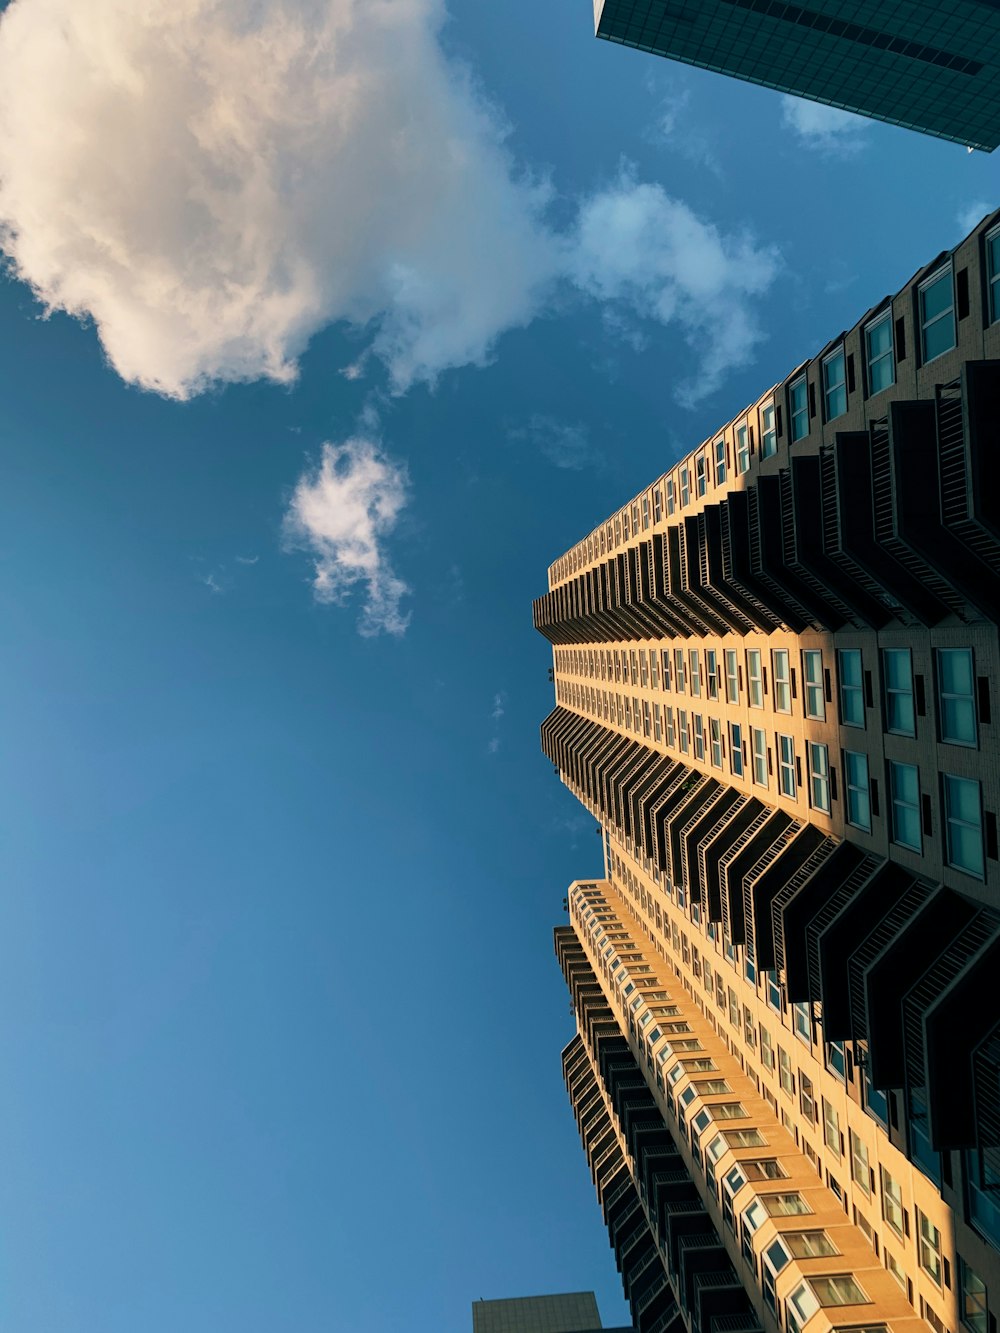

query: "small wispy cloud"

left=508, top=415, right=600, bottom=470
left=957, top=201, right=991, bottom=238
left=779, top=97, right=868, bottom=155
left=235, top=555, right=259, bottom=566
left=284, top=430, right=410, bottom=638
left=643, top=83, right=723, bottom=178
left=200, top=571, right=225, bottom=595
left=487, top=690, right=507, bottom=755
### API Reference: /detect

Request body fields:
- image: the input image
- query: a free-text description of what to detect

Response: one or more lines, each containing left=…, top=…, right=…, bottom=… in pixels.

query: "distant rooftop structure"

left=593, top=0, right=1000, bottom=151
left=472, top=1291, right=633, bottom=1333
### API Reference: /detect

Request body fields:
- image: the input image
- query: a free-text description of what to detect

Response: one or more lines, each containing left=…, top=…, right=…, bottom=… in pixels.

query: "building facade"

left=593, top=1, right=1000, bottom=152
left=472, top=1291, right=634, bottom=1332
left=537, top=210, right=1000, bottom=1333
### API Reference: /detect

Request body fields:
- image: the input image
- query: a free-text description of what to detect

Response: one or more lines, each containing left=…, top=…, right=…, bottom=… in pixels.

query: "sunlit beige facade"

left=538, top=213, right=1000, bottom=1333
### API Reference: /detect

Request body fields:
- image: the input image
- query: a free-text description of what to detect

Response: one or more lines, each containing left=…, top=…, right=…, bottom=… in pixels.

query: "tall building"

left=536, top=210, right=1000, bottom=1333
left=593, top=1, right=1000, bottom=152
left=472, top=1291, right=634, bottom=1332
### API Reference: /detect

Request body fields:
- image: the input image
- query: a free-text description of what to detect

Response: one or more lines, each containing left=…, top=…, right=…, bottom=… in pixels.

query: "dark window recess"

left=978, top=676, right=992, bottom=724
left=824, top=668, right=832, bottom=703
left=846, top=353, right=856, bottom=393
left=914, top=674, right=926, bottom=717
left=895, top=317, right=907, bottom=362
left=942, top=1152, right=953, bottom=1188
left=957, top=268, right=970, bottom=320
left=727, top=442, right=732, bottom=471
left=776, top=405, right=783, bottom=437
left=889, top=1091, right=900, bottom=1129
left=922, top=793, right=933, bottom=836
left=864, top=670, right=874, bottom=708
left=944, top=1258, right=952, bottom=1291
left=986, top=811, right=998, bottom=861
left=830, top=766, right=838, bottom=801
left=808, top=381, right=817, bottom=418
left=763, top=668, right=769, bottom=695
left=750, top=426, right=755, bottom=453
left=795, top=756, right=803, bottom=786
left=767, top=748, right=773, bottom=776
left=790, top=668, right=798, bottom=699
left=738, top=665, right=744, bottom=690
left=870, top=778, right=880, bottom=818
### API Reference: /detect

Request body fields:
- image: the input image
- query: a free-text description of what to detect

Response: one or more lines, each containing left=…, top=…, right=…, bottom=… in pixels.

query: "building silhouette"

left=593, top=1, right=1000, bottom=151
left=536, top=210, right=1000, bottom=1333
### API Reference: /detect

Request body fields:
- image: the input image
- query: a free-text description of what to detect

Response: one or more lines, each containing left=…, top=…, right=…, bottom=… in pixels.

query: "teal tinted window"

left=890, top=761, right=921, bottom=851
left=865, top=314, right=894, bottom=393
left=988, top=230, right=1000, bottom=324
left=823, top=349, right=847, bottom=420
left=845, top=750, right=871, bottom=831
left=944, top=774, right=984, bottom=878
left=761, top=404, right=777, bottom=457
left=937, top=648, right=976, bottom=745
left=882, top=648, right=915, bottom=735
left=790, top=377, right=808, bottom=441
left=838, top=649, right=864, bottom=726
left=920, top=268, right=955, bottom=363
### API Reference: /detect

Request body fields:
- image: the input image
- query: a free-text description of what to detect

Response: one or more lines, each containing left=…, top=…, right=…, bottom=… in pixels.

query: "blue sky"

left=0, top=2, right=997, bottom=1330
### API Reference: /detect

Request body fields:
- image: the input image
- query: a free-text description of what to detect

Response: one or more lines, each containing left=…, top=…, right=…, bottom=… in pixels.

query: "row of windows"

left=556, top=644, right=985, bottom=748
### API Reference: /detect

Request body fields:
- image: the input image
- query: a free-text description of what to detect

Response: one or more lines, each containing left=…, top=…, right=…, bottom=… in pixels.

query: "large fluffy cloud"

left=0, top=0, right=780, bottom=405
left=284, top=434, right=410, bottom=636
left=0, top=0, right=555, bottom=398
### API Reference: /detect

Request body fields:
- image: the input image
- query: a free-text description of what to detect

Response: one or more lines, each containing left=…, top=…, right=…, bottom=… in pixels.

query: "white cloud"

left=509, top=415, right=600, bottom=470
left=491, top=692, right=506, bottom=722
left=235, top=554, right=259, bottom=566
left=957, top=201, right=991, bottom=239
left=567, top=170, right=779, bottom=406
left=284, top=433, right=410, bottom=637
left=780, top=96, right=867, bottom=154
left=0, top=0, right=555, bottom=399
left=0, top=1, right=781, bottom=408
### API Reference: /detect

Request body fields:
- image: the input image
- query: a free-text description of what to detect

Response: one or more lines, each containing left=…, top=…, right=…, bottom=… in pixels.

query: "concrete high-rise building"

left=592, top=1, right=1000, bottom=151
left=535, top=210, right=1000, bottom=1333
left=472, top=1291, right=634, bottom=1332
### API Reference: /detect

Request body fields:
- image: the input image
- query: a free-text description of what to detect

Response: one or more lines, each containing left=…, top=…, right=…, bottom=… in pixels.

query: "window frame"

left=823, top=346, right=848, bottom=421
left=937, top=647, right=977, bottom=746
left=889, top=760, right=922, bottom=852
left=844, top=750, right=872, bottom=832
left=919, top=264, right=956, bottom=364
left=882, top=647, right=916, bottom=737
left=864, top=309, right=895, bottom=395
left=790, top=376, right=808, bottom=442
left=807, top=741, right=830, bottom=814
left=943, top=773, right=985, bottom=879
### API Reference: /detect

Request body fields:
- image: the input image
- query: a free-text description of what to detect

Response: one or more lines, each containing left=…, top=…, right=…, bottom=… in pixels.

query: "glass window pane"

left=945, top=775, right=984, bottom=877
left=938, top=648, right=977, bottom=745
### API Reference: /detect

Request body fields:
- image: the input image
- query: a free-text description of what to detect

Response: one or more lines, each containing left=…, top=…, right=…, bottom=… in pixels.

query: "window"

left=786, top=1232, right=838, bottom=1259
left=763, top=1239, right=791, bottom=1313
left=802, top=650, right=824, bottom=719
left=790, top=376, right=808, bottom=441
left=690, top=650, right=702, bottom=697
left=674, top=649, right=686, bottom=693
left=794, top=1003, right=812, bottom=1046
left=838, top=649, right=865, bottom=726
left=760, top=1026, right=774, bottom=1071
left=752, top=728, right=768, bottom=788
left=944, top=774, right=985, bottom=878
left=938, top=648, right=977, bottom=745
left=918, top=1212, right=943, bottom=1285
left=961, top=1259, right=989, bottom=1333
left=662, top=650, right=672, bottom=692
left=810, top=1275, right=868, bottom=1307
left=725, top=650, right=739, bottom=703
left=850, top=1131, right=871, bottom=1197
left=693, top=714, right=705, bottom=761
left=778, top=734, right=796, bottom=798
left=807, top=742, right=830, bottom=813
left=761, top=403, right=777, bottom=458
left=744, top=1159, right=787, bottom=1181
left=710, top=718, right=723, bottom=768
left=881, top=1167, right=905, bottom=1237
left=713, top=1103, right=749, bottom=1121
left=653, top=488, right=662, bottom=523
left=773, top=649, right=791, bottom=712
left=823, top=347, right=847, bottom=420
left=747, top=649, right=763, bottom=708
left=890, top=761, right=921, bottom=851
left=715, top=437, right=727, bottom=484
left=654, top=702, right=662, bottom=743
left=642, top=495, right=650, bottom=529
left=800, top=1071, right=816, bottom=1121
left=823, top=1099, right=841, bottom=1156
left=666, top=479, right=675, bottom=515
left=706, top=649, right=718, bottom=700
left=920, top=266, right=956, bottom=363
left=778, top=1048, right=795, bottom=1096
left=865, top=311, right=895, bottom=394
left=696, top=453, right=708, bottom=497
left=786, top=1282, right=819, bottom=1333
left=678, top=709, right=690, bottom=754
left=724, top=1128, right=765, bottom=1148
left=766, top=971, right=781, bottom=1011
left=730, top=723, right=744, bottom=777
left=680, top=465, right=690, bottom=505
left=883, top=648, right=915, bottom=735
left=827, top=1040, right=846, bottom=1081
left=763, top=1193, right=812, bottom=1217
left=845, top=751, right=872, bottom=832
left=694, top=1078, right=731, bottom=1095
left=737, top=424, right=750, bottom=473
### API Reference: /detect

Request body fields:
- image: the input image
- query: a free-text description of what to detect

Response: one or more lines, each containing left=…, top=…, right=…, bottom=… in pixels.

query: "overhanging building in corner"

left=536, top=210, right=1000, bottom=1333
left=472, top=1291, right=635, bottom=1331
left=592, top=1, right=1000, bottom=151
